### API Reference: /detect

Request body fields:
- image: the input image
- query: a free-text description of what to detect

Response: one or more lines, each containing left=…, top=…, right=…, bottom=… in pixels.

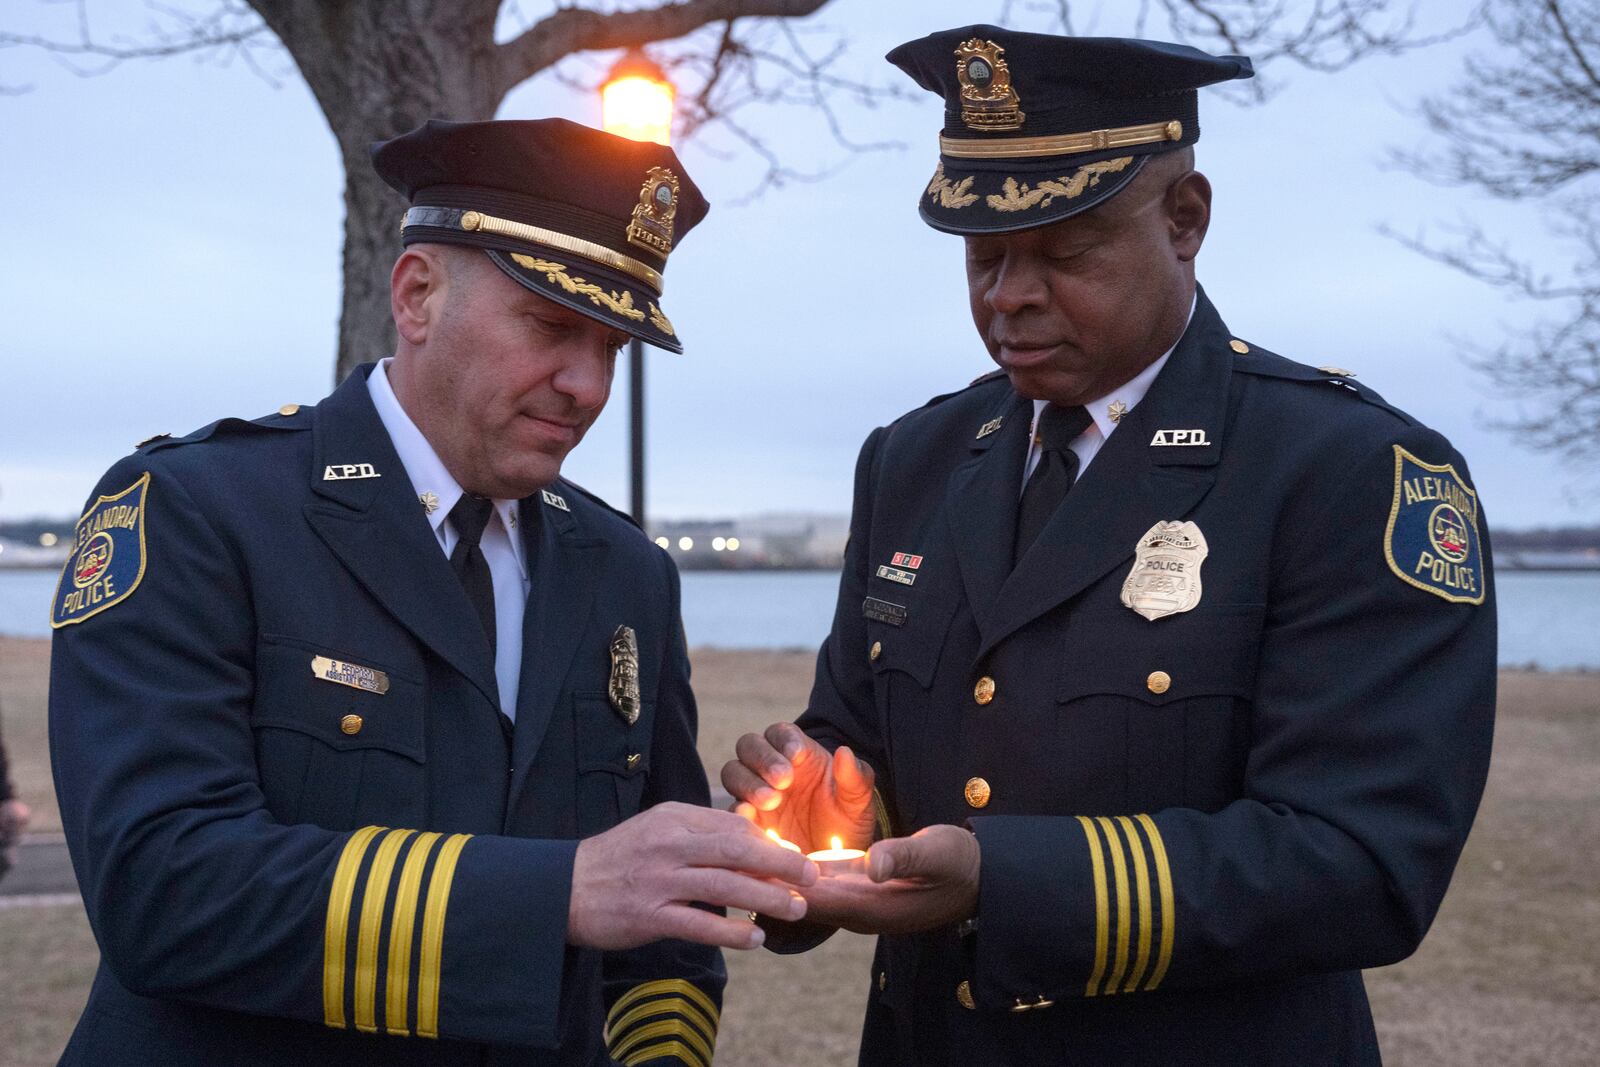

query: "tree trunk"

left=249, top=0, right=505, bottom=382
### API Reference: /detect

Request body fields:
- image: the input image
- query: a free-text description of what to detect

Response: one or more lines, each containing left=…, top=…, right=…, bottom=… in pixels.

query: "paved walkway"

left=1, top=835, right=75, bottom=897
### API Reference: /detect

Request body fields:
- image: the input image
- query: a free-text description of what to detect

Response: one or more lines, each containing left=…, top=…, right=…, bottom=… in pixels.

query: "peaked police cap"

left=887, top=27, right=1253, bottom=234
left=372, top=118, right=710, bottom=353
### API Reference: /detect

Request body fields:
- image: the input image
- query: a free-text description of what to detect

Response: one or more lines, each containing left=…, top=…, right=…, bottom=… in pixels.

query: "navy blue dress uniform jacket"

left=48, top=365, right=723, bottom=1067
left=783, top=289, right=1496, bottom=1065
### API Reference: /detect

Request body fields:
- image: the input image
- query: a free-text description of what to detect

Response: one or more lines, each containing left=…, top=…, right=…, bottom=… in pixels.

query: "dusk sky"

left=5, top=0, right=1592, bottom=528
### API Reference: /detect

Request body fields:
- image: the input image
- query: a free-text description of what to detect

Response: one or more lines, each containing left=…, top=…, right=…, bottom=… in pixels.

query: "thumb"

left=832, top=746, right=875, bottom=805
left=867, top=834, right=926, bottom=883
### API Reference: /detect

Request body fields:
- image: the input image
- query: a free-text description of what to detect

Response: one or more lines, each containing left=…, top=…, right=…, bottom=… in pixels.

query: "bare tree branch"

left=1384, top=0, right=1600, bottom=467
left=493, top=0, right=830, bottom=98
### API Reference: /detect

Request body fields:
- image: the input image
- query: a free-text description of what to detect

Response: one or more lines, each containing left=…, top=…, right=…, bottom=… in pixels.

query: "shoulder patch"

left=51, top=473, right=151, bottom=628
left=1383, top=445, right=1485, bottom=604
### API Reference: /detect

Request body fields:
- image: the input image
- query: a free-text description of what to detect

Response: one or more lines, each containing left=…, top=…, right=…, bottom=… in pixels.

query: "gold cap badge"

left=608, top=625, right=642, bottom=725
left=955, top=39, right=1024, bottom=131
left=626, top=167, right=680, bottom=257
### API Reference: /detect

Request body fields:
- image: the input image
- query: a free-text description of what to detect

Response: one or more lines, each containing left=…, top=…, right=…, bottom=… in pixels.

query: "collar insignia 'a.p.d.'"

left=540, top=488, right=570, bottom=512
left=324, top=463, right=381, bottom=481
left=311, top=655, right=390, bottom=695
left=976, top=416, right=1004, bottom=439
left=626, top=167, right=680, bottom=257
left=1384, top=445, right=1485, bottom=604
left=608, top=625, right=642, bottom=725
left=1120, top=520, right=1208, bottom=621
left=955, top=38, right=1025, bottom=131
left=1150, top=429, right=1210, bottom=447
left=52, top=473, right=150, bottom=629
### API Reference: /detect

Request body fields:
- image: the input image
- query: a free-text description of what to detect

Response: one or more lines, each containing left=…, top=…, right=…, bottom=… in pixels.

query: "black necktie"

left=448, top=494, right=496, bottom=652
left=1014, top=404, right=1093, bottom=564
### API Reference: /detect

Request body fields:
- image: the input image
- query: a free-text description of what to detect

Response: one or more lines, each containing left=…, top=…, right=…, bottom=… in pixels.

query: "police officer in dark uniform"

left=723, top=27, right=1496, bottom=1066
left=48, top=118, right=815, bottom=1067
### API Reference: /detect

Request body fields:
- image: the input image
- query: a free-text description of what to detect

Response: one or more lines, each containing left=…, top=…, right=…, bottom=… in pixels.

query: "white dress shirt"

left=1023, top=295, right=1197, bottom=486
left=368, top=359, right=529, bottom=719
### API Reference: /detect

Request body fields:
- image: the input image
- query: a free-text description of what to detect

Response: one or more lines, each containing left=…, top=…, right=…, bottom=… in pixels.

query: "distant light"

left=678, top=536, right=694, bottom=551
left=726, top=537, right=741, bottom=552
left=39, top=532, right=59, bottom=547
left=711, top=537, right=727, bottom=552
left=0, top=543, right=5, bottom=555
left=654, top=536, right=670, bottom=549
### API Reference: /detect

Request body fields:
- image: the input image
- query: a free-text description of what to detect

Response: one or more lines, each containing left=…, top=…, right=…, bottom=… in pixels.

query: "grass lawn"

left=2, top=639, right=1595, bottom=1065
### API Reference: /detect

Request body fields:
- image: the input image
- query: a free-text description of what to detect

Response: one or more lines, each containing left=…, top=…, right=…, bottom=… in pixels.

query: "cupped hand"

left=797, top=824, right=981, bottom=936
left=720, top=723, right=877, bottom=853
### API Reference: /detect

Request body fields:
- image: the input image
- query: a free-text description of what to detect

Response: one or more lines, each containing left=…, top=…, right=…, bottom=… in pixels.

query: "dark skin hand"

left=799, top=824, right=982, bottom=936
left=722, top=724, right=980, bottom=934
left=721, top=722, right=877, bottom=853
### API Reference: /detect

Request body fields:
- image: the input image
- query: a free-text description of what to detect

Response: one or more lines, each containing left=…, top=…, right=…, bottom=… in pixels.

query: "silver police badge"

left=1119, top=520, right=1209, bottom=621
left=608, top=625, right=641, bottom=725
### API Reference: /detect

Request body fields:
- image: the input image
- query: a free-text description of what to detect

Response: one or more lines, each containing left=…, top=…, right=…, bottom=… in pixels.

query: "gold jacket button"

left=278, top=403, right=301, bottom=416
left=870, top=641, right=882, bottom=662
left=974, top=676, right=996, bottom=705
left=956, top=980, right=976, bottom=1010
left=964, top=777, right=991, bottom=809
left=1147, top=670, right=1171, bottom=695
left=1229, top=339, right=1250, bottom=354
left=340, top=714, right=363, bottom=736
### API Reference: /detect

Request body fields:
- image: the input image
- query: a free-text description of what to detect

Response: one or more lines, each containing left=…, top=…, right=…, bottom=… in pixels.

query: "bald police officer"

left=49, top=118, right=815, bottom=1067
left=724, top=27, right=1495, bottom=1066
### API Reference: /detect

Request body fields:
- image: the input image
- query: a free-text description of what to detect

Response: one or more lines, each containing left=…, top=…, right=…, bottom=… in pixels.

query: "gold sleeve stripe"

left=607, top=978, right=721, bottom=1034
left=612, top=1017, right=714, bottom=1064
left=354, top=828, right=415, bottom=1033
left=872, top=788, right=893, bottom=841
left=385, top=831, right=444, bottom=1036
left=323, top=825, right=386, bottom=1029
left=1115, top=816, right=1155, bottom=993
left=1135, top=813, right=1176, bottom=991
left=1096, top=816, right=1133, bottom=996
left=620, top=1038, right=710, bottom=1067
left=416, top=832, right=473, bottom=1039
left=1074, top=816, right=1110, bottom=997
left=608, top=996, right=718, bottom=1051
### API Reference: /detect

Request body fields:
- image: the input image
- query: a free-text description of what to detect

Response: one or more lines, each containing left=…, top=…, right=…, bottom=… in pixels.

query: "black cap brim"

left=920, top=152, right=1148, bottom=235
left=486, top=248, right=683, bottom=354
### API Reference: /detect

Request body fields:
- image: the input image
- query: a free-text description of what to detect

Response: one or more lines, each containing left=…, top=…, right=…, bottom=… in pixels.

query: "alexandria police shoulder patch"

left=51, top=473, right=151, bottom=628
left=1383, top=446, right=1485, bottom=605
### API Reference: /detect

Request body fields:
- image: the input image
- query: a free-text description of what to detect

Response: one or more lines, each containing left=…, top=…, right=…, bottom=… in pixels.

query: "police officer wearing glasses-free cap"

left=48, top=118, right=818, bottom=1067
left=722, top=26, right=1496, bottom=1066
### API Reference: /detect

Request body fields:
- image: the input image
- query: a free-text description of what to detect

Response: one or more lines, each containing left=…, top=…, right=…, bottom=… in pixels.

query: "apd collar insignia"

left=52, top=473, right=150, bottom=629
left=540, top=489, right=570, bottom=512
left=1384, top=445, right=1485, bottom=604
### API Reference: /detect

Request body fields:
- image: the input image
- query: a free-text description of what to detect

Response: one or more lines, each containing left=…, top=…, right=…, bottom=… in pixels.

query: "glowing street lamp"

left=602, top=51, right=675, bottom=147
left=601, top=50, right=675, bottom=528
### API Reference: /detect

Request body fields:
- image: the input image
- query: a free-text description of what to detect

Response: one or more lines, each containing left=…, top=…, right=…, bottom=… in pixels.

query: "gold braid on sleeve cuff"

left=322, top=827, right=474, bottom=1037
left=606, top=979, right=720, bottom=1067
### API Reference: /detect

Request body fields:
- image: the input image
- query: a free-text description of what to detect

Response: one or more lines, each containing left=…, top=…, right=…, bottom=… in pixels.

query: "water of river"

left=2, top=567, right=1594, bottom=670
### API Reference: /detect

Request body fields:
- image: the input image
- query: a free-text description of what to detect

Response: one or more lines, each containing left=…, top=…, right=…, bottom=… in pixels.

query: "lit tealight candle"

left=806, top=835, right=868, bottom=877
left=765, top=829, right=804, bottom=854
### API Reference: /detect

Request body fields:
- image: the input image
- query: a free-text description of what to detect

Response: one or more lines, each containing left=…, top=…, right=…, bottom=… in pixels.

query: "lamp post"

left=601, top=50, right=675, bottom=529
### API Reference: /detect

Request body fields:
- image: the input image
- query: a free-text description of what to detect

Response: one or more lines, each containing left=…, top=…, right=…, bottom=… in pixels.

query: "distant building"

left=646, top=513, right=847, bottom=570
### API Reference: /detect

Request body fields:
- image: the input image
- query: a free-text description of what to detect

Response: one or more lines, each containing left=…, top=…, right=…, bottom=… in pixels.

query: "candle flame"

left=831, top=835, right=843, bottom=851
